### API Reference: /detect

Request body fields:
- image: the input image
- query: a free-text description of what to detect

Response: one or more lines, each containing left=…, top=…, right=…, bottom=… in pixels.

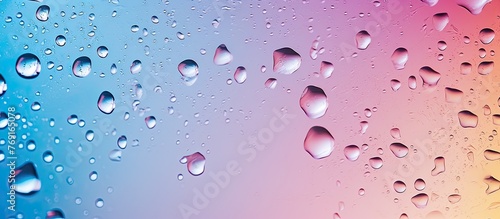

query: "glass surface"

left=1, top=0, right=500, bottom=218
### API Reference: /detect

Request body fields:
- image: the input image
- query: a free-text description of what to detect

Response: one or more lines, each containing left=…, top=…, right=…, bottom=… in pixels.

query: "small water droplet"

left=72, top=56, right=92, bottom=78
left=16, top=53, right=41, bottom=79
left=130, top=60, right=142, bottom=74
left=390, top=142, right=409, bottom=158
left=213, top=44, right=233, bottom=65
left=97, top=91, right=115, bottom=114
left=411, top=193, right=429, bottom=208
left=431, top=156, right=445, bottom=176
left=432, top=13, right=449, bottom=31
left=234, top=66, right=247, bottom=84
left=97, top=46, right=109, bottom=58
left=355, top=30, right=371, bottom=50
left=145, top=116, right=157, bottom=129
left=393, top=180, right=406, bottom=193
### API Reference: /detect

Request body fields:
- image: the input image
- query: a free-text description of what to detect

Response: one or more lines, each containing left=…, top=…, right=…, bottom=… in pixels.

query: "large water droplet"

left=145, top=116, right=157, bottom=129
left=479, top=28, right=495, bottom=44
left=432, top=13, right=449, bottom=31
left=130, top=60, right=142, bottom=74
left=431, top=156, right=445, bottom=176
left=456, top=0, right=492, bottom=15
left=411, top=193, right=429, bottom=208
left=458, top=110, right=478, bottom=128
left=234, top=66, right=247, bottom=84
left=419, top=66, right=441, bottom=89
left=304, top=126, right=335, bottom=159
left=182, top=152, right=206, bottom=176
left=0, top=74, right=7, bottom=96
left=72, top=56, right=92, bottom=78
left=484, top=176, right=500, bottom=194
left=344, top=145, right=360, bottom=161
left=460, top=62, right=472, bottom=75
left=445, top=87, right=463, bottom=103
left=36, top=5, right=50, bottom=21
left=12, top=162, right=41, bottom=194
left=478, top=61, right=494, bottom=75
left=390, top=142, right=409, bottom=158
left=391, top=48, right=409, bottom=70
left=46, top=208, right=65, bottom=219
left=273, top=47, right=302, bottom=74
left=97, top=91, right=115, bottom=114
left=299, top=85, right=328, bottom=119
left=355, top=30, right=371, bottom=50
left=213, top=44, right=233, bottom=65
left=16, top=53, right=41, bottom=79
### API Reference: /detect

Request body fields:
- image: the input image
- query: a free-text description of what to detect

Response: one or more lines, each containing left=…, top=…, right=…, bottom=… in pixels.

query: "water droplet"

left=234, top=66, right=247, bottom=84
left=408, top=76, right=417, bottom=90
left=43, top=151, right=53, bottom=163
left=213, top=44, right=233, bottom=65
left=390, top=79, right=401, bottom=91
left=431, top=156, right=445, bottom=176
left=426, top=211, right=445, bottom=219
left=304, top=126, right=335, bottom=159
left=484, top=149, right=500, bottom=161
left=264, top=78, right=277, bottom=89
left=479, top=28, right=495, bottom=44
left=369, top=157, right=383, bottom=169
left=97, top=91, right=115, bottom=114
left=456, top=0, right=492, bottom=15
left=95, top=198, right=104, bottom=208
left=393, top=180, right=406, bottom=193
left=414, top=178, right=426, bottom=191
left=390, top=128, right=401, bottom=139
left=0, top=112, right=7, bottom=129
left=478, top=61, right=494, bottom=75
left=182, top=152, right=206, bottom=176
left=437, top=41, right=447, bottom=51
left=12, top=162, right=41, bottom=194
left=319, top=61, right=334, bottom=78
left=445, top=87, right=463, bottom=103
left=178, top=59, right=199, bottom=86
left=460, top=62, right=472, bottom=75
left=421, top=0, right=439, bottom=6
left=46, top=208, right=65, bottom=219
left=458, top=110, right=478, bottom=128
left=273, top=47, right=302, bottom=74
left=391, top=48, right=409, bottom=70
left=299, top=85, right=328, bottom=119
left=344, top=145, right=360, bottom=161
left=72, top=56, right=92, bottom=78
left=67, top=114, right=78, bottom=125
left=130, top=60, right=142, bottom=74
left=355, top=30, right=371, bottom=50
left=27, top=140, right=36, bottom=151
left=89, top=171, right=98, bottom=181
left=0, top=74, right=6, bottom=96
left=31, top=102, right=41, bottom=111
left=109, top=149, right=122, bottom=161
left=448, top=194, right=461, bottom=204
left=97, top=46, right=108, bottom=58
left=400, top=213, right=409, bottom=219
left=36, top=5, right=50, bottom=21
left=85, top=130, right=95, bottom=141
left=390, top=142, right=409, bottom=158
left=55, top=35, right=66, bottom=46
left=16, top=53, right=41, bottom=79
left=117, top=135, right=127, bottom=149
left=145, top=116, right=157, bottom=129
left=484, top=176, right=500, bottom=194
left=432, top=13, right=449, bottom=31
left=419, top=66, right=441, bottom=89
left=411, top=193, right=429, bottom=208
